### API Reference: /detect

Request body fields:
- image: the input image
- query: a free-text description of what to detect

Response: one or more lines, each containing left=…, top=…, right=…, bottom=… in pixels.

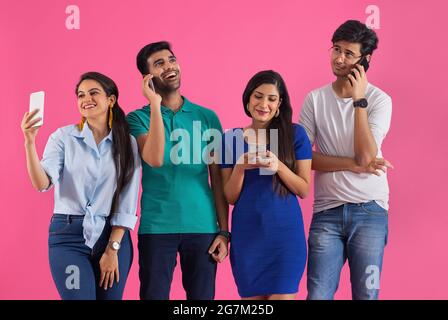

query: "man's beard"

left=154, top=78, right=181, bottom=94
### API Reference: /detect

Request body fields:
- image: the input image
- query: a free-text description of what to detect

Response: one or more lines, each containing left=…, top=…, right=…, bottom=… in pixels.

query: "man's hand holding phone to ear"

left=142, top=74, right=162, bottom=108
left=347, top=59, right=369, bottom=101
left=138, top=74, right=165, bottom=168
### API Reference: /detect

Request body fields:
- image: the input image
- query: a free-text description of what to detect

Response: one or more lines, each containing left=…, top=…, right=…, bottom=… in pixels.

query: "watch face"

left=111, top=242, right=120, bottom=250
left=354, top=99, right=368, bottom=108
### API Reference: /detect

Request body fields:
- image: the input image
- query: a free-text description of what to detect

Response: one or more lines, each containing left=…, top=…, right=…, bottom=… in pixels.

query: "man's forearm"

left=312, top=151, right=357, bottom=172
left=354, top=108, right=378, bottom=166
left=141, top=107, right=165, bottom=167
left=209, top=164, right=229, bottom=231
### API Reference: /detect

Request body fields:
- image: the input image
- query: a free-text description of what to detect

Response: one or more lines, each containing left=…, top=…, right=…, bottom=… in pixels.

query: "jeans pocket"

left=48, top=215, right=81, bottom=235
left=49, top=219, right=70, bottom=235
left=360, top=201, right=388, bottom=216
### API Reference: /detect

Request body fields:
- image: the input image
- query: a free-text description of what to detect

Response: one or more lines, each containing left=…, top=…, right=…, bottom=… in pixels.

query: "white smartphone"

left=29, top=91, right=45, bottom=127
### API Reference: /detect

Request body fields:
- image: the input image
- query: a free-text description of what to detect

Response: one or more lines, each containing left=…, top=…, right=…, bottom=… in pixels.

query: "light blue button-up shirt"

left=40, top=123, right=141, bottom=248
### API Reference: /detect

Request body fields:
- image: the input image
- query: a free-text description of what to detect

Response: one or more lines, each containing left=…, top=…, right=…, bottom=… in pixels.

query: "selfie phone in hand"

left=29, top=91, right=45, bottom=127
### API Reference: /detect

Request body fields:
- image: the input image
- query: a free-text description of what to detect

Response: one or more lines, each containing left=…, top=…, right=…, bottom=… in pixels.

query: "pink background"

left=1, top=0, right=447, bottom=299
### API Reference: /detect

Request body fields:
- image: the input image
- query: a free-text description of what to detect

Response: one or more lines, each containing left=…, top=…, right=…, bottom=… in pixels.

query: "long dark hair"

left=75, top=72, right=135, bottom=214
left=242, top=70, right=295, bottom=197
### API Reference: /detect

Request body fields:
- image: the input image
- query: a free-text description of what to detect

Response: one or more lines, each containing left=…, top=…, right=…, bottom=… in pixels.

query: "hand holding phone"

left=349, top=56, right=369, bottom=86
left=142, top=74, right=162, bottom=107
left=29, top=91, right=45, bottom=127
left=355, top=56, right=370, bottom=73
left=258, top=156, right=272, bottom=164
left=21, top=91, right=44, bottom=142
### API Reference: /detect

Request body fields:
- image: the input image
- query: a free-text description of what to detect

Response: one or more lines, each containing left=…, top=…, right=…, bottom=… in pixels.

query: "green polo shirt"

left=127, top=97, right=222, bottom=234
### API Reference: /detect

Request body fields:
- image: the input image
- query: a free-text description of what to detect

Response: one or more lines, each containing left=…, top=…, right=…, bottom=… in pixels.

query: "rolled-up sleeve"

left=110, top=136, right=141, bottom=230
left=40, top=129, right=65, bottom=192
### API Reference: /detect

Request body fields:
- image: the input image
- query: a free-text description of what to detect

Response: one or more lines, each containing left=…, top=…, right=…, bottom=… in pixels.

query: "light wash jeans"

left=307, top=201, right=388, bottom=300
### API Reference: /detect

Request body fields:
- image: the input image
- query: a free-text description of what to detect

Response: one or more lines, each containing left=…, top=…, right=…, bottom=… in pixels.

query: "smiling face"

left=247, top=83, right=282, bottom=125
left=76, top=79, right=115, bottom=121
left=147, top=49, right=181, bottom=93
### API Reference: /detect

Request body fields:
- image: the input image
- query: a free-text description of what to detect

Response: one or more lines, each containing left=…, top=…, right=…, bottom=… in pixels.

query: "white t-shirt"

left=299, top=83, right=392, bottom=213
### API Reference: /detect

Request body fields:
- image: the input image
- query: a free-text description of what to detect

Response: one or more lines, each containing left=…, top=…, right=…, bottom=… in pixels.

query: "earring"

left=275, top=109, right=280, bottom=118
left=246, top=104, right=249, bottom=111
left=77, top=117, right=86, bottom=131
left=108, top=105, right=113, bottom=129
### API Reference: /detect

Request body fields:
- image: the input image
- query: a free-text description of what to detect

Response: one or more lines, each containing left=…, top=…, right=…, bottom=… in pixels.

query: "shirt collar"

left=179, top=96, right=193, bottom=112
left=145, top=96, right=193, bottom=114
left=70, top=122, right=113, bottom=143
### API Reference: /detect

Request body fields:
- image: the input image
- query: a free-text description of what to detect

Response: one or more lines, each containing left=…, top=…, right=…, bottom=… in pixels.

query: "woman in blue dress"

left=220, top=70, right=312, bottom=300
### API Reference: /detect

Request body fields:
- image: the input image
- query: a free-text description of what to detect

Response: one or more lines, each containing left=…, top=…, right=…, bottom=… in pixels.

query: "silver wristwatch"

left=109, top=240, right=121, bottom=251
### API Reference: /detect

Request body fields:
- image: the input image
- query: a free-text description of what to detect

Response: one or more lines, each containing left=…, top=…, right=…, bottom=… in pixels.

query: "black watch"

left=218, top=230, right=231, bottom=241
left=353, top=98, right=368, bottom=108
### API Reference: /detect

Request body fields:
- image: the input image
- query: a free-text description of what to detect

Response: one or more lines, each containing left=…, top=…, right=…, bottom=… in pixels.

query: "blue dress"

left=220, top=124, right=312, bottom=297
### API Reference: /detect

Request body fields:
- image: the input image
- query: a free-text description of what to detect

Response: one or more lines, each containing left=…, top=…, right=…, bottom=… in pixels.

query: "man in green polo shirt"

left=127, top=41, right=229, bottom=300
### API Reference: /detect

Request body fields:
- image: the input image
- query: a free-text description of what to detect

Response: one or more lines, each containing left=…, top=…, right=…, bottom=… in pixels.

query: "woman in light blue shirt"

left=21, top=72, right=144, bottom=299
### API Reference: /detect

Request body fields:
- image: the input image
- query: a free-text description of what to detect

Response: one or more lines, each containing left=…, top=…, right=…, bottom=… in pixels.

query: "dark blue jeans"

left=48, top=214, right=133, bottom=300
left=307, top=201, right=388, bottom=300
left=138, top=233, right=217, bottom=300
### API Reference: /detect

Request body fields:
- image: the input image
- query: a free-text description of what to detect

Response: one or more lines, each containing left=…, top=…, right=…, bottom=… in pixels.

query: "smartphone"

left=351, top=56, right=369, bottom=76
left=148, top=76, right=155, bottom=92
left=256, top=155, right=271, bottom=164
left=356, top=55, right=370, bottom=72
left=349, top=56, right=370, bottom=85
left=29, top=91, right=45, bottom=127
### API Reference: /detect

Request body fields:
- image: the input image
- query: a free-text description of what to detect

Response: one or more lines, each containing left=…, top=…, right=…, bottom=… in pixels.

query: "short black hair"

left=332, top=20, right=378, bottom=56
left=136, top=41, right=174, bottom=75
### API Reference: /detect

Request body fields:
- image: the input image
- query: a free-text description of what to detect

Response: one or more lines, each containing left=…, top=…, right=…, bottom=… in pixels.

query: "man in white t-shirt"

left=299, top=20, right=393, bottom=300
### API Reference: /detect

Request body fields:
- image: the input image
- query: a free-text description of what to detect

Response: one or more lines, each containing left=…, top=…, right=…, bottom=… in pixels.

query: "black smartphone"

left=349, top=56, right=369, bottom=85
left=357, top=56, right=370, bottom=72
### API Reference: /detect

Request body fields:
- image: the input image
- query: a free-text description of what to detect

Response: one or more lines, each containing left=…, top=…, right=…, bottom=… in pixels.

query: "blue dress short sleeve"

left=293, top=124, right=312, bottom=160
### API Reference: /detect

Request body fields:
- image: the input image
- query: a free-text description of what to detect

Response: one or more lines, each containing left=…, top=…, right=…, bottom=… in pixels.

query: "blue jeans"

left=48, top=214, right=133, bottom=300
left=306, top=201, right=388, bottom=300
left=138, top=234, right=217, bottom=300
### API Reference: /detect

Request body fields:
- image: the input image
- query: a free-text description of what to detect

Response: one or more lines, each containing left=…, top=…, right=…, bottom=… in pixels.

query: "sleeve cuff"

left=39, top=163, right=58, bottom=192
left=110, top=213, right=138, bottom=230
